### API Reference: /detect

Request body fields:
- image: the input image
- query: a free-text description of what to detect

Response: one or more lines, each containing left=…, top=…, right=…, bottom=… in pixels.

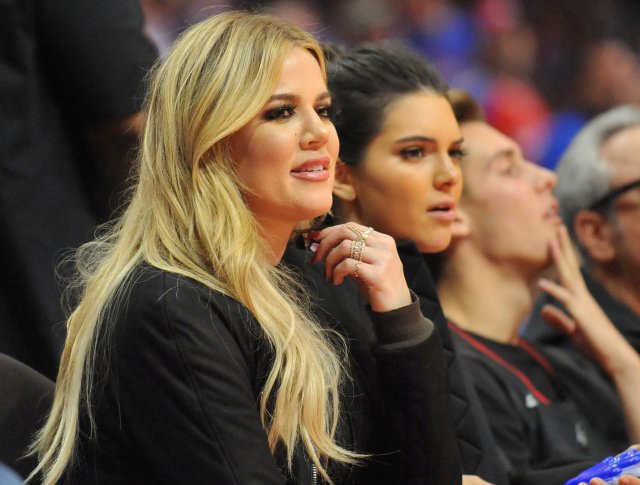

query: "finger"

left=324, top=240, right=373, bottom=282
left=549, top=230, right=573, bottom=286
left=589, top=479, right=607, bottom=485
left=331, top=257, right=367, bottom=286
left=559, top=225, right=581, bottom=271
left=538, top=278, right=572, bottom=307
left=311, top=224, right=377, bottom=264
left=619, top=475, right=640, bottom=485
left=311, top=224, right=359, bottom=263
left=540, top=304, right=576, bottom=336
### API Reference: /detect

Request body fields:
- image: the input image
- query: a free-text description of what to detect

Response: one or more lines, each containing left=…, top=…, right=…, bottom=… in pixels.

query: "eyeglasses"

left=588, top=178, right=640, bottom=211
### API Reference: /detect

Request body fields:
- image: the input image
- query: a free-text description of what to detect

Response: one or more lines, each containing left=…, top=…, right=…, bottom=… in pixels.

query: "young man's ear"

left=574, top=209, right=616, bottom=262
left=332, top=160, right=357, bottom=202
left=451, top=206, right=471, bottom=239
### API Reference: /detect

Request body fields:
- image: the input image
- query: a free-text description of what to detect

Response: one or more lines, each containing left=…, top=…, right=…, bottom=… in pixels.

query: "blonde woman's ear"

left=333, top=160, right=357, bottom=201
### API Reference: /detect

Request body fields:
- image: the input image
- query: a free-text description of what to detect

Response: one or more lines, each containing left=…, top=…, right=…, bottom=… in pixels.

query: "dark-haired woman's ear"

left=332, top=160, right=357, bottom=202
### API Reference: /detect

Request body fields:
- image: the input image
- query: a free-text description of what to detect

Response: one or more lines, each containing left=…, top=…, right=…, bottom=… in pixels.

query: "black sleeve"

left=102, top=273, right=287, bottom=484
left=37, top=0, right=157, bottom=121
left=373, top=328, right=462, bottom=485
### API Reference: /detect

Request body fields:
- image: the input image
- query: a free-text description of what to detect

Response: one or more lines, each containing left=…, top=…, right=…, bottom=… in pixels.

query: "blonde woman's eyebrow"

left=267, top=91, right=332, bottom=103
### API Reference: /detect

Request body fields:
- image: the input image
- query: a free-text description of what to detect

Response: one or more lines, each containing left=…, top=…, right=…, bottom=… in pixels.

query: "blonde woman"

left=30, top=12, right=454, bottom=485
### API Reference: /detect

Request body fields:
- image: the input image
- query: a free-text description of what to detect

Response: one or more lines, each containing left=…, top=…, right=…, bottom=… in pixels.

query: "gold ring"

left=352, top=261, right=360, bottom=279
left=350, top=239, right=365, bottom=262
left=361, top=227, right=374, bottom=241
left=347, top=225, right=363, bottom=239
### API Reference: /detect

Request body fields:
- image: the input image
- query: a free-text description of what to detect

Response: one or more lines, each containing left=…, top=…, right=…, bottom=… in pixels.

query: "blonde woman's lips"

left=290, top=157, right=330, bottom=181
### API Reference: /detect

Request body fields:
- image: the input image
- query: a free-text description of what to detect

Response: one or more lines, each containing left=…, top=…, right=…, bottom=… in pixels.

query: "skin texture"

left=230, top=47, right=339, bottom=261
left=334, top=93, right=464, bottom=253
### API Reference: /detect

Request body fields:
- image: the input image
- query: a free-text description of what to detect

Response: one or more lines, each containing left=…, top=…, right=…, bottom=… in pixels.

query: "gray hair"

left=555, top=105, right=640, bottom=237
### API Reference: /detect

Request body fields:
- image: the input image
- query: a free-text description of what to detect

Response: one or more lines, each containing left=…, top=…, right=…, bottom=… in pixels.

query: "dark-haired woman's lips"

left=427, top=200, right=456, bottom=222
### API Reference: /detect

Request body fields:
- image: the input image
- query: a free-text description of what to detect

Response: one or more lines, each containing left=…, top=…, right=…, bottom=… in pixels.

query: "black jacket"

left=397, top=241, right=510, bottom=485
left=68, top=255, right=458, bottom=484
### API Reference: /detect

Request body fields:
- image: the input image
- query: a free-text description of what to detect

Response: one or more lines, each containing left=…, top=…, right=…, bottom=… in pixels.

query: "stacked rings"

left=350, top=238, right=365, bottom=262
left=347, top=225, right=374, bottom=279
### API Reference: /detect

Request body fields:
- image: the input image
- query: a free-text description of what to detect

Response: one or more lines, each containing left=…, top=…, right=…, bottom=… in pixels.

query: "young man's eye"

left=501, top=162, right=519, bottom=175
left=401, top=147, right=425, bottom=159
left=264, top=105, right=295, bottom=121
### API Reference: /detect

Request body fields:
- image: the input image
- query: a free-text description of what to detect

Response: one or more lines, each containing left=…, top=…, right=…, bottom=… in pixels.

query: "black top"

left=67, top=257, right=458, bottom=484
left=524, top=269, right=640, bottom=353
left=397, top=241, right=510, bottom=485
left=451, top=324, right=629, bottom=485
left=284, top=244, right=461, bottom=485
left=0, top=0, right=157, bottom=378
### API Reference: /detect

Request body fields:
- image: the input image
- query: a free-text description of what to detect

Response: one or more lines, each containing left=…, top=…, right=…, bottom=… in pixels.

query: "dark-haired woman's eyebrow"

left=394, top=135, right=436, bottom=145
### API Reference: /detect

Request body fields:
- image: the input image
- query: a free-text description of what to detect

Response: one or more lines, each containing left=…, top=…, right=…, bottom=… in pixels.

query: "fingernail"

left=309, top=242, right=319, bottom=253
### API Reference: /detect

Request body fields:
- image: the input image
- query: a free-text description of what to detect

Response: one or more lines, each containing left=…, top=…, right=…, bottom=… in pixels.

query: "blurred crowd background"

left=140, top=0, right=640, bottom=169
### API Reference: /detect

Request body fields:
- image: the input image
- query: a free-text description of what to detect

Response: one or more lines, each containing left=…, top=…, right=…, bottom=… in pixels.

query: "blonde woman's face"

left=230, top=47, right=338, bottom=233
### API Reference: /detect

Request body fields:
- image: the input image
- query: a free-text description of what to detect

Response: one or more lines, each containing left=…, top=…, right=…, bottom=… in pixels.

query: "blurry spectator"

left=467, top=0, right=553, bottom=164
left=140, top=0, right=236, bottom=55
left=524, top=105, right=640, bottom=353
left=392, top=0, right=479, bottom=83
left=261, top=0, right=337, bottom=42
left=0, top=0, right=157, bottom=378
left=328, top=0, right=396, bottom=45
left=483, top=76, right=551, bottom=164
left=577, top=40, right=640, bottom=115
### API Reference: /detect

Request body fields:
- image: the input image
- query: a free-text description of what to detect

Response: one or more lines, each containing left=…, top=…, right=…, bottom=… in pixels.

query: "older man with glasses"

left=525, top=105, right=640, bottom=353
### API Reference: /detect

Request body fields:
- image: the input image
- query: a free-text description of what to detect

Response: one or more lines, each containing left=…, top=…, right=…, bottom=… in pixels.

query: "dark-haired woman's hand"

left=309, top=223, right=411, bottom=312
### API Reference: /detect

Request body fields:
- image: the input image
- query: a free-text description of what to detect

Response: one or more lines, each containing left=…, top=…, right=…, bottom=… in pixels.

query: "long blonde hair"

left=31, top=12, right=357, bottom=484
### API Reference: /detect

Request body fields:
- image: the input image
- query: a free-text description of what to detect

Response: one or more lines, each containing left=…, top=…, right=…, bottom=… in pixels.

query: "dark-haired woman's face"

left=340, top=93, right=463, bottom=253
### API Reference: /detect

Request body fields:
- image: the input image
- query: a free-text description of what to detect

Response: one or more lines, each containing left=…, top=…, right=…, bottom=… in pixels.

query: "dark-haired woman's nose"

left=434, top=155, right=461, bottom=190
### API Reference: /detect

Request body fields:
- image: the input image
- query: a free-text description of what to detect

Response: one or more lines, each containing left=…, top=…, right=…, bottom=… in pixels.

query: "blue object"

left=0, top=462, right=23, bottom=485
left=564, top=448, right=640, bottom=485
